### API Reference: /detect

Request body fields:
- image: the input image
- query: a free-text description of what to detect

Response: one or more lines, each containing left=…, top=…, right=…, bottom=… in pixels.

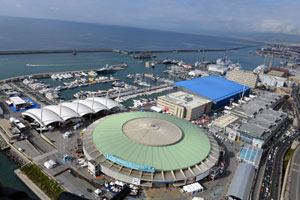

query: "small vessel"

left=216, top=55, right=232, bottom=66
left=133, top=54, right=151, bottom=59
left=126, top=74, right=134, bottom=79
left=162, top=59, right=172, bottom=64
left=26, top=64, right=30, bottom=67
left=72, top=50, right=77, bottom=55
left=88, top=71, right=97, bottom=77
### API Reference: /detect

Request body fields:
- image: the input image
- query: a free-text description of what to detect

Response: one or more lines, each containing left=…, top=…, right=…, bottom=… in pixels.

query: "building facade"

left=157, top=91, right=212, bottom=120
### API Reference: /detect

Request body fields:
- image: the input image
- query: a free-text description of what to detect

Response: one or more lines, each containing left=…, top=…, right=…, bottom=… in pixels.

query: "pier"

left=0, top=64, right=126, bottom=84
left=107, top=84, right=175, bottom=100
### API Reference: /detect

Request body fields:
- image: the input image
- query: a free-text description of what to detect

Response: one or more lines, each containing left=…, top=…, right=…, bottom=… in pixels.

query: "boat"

left=162, top=59, right=172, bottom=64
left=216, top=55, right=232, bottom=66
left=253, top=65, right=266, bottom=74
left=72, top=50, right=77, bottom=55
left=133, top=54, right=152, bottom=59
left=126, top=74, right=134, bottom=79
left=152, top=55, right=157, bottom=58
left=88, top=71, right=98, bottom=77
left=26, top=64, right=30, bottom=67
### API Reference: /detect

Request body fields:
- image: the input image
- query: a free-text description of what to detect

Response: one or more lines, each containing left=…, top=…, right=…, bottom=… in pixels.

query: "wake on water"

left=27, top=63, right=74, bottom=67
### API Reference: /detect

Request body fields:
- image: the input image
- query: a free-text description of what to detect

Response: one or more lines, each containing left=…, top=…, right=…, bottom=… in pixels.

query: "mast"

left=40, top=105, right=43, bottom=135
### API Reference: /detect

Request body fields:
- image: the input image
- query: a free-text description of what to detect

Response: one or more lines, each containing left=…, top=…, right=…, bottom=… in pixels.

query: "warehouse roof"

left=226, top=163, right=255, bottom=200
left=174, top=76, right=249, bottom=103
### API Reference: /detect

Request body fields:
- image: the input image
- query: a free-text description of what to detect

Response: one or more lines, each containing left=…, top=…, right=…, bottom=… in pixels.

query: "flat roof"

left=9, top=96, right=26, bottom=105
left=174, top=76, right=250, bottom=103
left=92, top=112, right=212, bottom=171
left=159, top=91, right=211, bottom=109
left=212, top=114, right=239, bottom=129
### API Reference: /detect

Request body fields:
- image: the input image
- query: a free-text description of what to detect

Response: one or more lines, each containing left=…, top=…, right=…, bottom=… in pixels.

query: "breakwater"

left=0, top=45, right=255, bottom=55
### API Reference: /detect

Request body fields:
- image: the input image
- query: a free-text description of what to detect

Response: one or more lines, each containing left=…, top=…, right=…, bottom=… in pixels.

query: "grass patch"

left=283, top=148, right=295, bottom=172
left=21, top=163, right=63, bottom=200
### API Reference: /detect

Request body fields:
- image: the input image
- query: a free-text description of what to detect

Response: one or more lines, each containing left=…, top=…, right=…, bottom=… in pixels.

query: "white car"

left=18, top=148, right=25, bottom=152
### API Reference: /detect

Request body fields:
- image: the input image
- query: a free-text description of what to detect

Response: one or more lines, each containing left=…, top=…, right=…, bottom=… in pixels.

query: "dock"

left=0, top=64, right=126, bottom=84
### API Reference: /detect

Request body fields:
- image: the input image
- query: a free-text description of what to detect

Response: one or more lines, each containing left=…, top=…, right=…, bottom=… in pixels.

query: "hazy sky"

left=1, top=0, right=300, bottom=35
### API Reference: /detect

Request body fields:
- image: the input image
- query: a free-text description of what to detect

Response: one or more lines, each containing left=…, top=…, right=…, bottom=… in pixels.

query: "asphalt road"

left=269, top=136, right=294, bottom=200
left=289, top=145, right=300, bottom=200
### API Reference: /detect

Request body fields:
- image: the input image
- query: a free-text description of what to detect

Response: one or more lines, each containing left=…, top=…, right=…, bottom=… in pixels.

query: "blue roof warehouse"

left=173, top=76, right=250, bottom=110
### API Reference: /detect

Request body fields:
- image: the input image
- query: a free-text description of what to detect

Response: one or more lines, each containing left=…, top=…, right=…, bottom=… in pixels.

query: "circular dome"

left=122, top=118, right=183, bottom=146
left=91, top=112, right=211, bottom=171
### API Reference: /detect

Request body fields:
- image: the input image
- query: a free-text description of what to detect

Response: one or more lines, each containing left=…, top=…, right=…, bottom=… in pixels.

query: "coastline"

left=14, top=168, right=51, bottom=200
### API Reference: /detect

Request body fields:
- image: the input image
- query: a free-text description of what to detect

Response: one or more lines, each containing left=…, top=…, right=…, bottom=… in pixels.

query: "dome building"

left=83, top=112, right=219, bottom=187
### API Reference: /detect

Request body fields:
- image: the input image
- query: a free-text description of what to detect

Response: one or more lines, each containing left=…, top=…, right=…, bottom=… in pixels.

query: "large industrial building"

left=83, top=112, right=219, bottom=187
left=211, top=92, right=286, bottom=147
left=174, top=76, right=250, bottom=110
left=226, top=163, right=255, bottom=200
left=156, top=91, right=212, bottom=120
left=226, top=70, right=258, bottom=89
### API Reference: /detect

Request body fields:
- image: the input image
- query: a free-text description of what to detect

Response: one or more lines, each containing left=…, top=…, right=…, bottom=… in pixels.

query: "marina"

left=0, top=47, right=290, bottom=200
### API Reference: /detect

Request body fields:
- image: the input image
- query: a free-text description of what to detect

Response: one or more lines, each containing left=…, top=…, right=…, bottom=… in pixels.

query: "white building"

left=259, top=74, right=286, bottom=87
left=226, top=70, right=258, bottom=89
left=157, top=91, right=212, bottom=120
left=207, top=64, right=227, bottom=76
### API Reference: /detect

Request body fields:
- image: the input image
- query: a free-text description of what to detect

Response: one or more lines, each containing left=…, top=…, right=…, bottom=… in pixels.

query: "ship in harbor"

left=133, top=53, right=152, bottom=59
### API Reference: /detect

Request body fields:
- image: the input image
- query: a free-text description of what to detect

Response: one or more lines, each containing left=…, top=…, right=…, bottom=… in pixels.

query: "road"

left=269, top=135, right=295, bottom=200
left=258, top=85, right=300, bottom=200
left=289, top=145, right=300, bottom=200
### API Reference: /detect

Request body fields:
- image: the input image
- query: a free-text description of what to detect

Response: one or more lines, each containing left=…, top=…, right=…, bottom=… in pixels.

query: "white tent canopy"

left=22, top=99, right=115, bottom=128
left=61, top=101, right=94, bottom=117
left=45, top=105, right=80, bottom=121
left=76, top=99, right=108, bottom=113
left=87, top=97, right=119, bottom=109
left=22, top=108, right=63, bottom=127
left=183, top=182, right=204, bottom=194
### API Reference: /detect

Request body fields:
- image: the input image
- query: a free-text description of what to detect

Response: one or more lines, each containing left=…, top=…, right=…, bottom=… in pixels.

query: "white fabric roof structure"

left=22, top=108, right=63, bottom=127
left=45, top=105, right=80, bottom=121
left=77, top=99, right=108, bottom=113
left=22, top=99, right=114, bottom=127
left=61, top=101, right=94, bottom=117
left=86, top=97, right=119, bottom=109
left=183, top=182, right=204, bottom=193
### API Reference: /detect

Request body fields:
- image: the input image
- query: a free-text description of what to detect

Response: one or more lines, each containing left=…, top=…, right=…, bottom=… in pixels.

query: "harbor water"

left=0, top=47, right=286, bottom=197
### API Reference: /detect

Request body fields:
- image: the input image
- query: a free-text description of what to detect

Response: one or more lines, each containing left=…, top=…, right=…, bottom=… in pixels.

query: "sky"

left=1, top=0, right=300, bottom=35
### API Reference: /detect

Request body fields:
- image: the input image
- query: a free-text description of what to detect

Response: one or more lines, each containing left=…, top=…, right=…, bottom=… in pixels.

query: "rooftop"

left=173, top=76, right=249, bottom=103
left=159, top=91, right=211, bottom=109
left=91, top=112, right=212, bottom=171
left=238, top=144, right=263, bottom=168
left=226, top=163, right=255, bottom=200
